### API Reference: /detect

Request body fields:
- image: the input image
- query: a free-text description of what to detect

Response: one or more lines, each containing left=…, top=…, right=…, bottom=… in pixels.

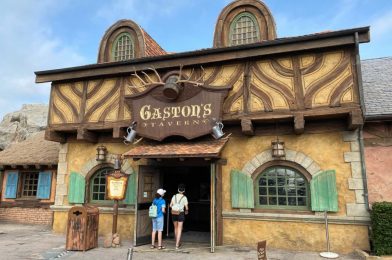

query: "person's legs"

left=176, top=221, right=183, bottom=247
left=173, top=221, right=178, bottom=242
left=151, top=230, right=157, bottom=247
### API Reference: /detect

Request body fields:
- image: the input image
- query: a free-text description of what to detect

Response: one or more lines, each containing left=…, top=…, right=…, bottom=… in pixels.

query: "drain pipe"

left=354, top=32, right=370, bottom=210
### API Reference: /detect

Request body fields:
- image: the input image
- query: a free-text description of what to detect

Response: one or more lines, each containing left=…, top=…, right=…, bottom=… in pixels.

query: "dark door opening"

left=161, top=165, right=211, bottom=243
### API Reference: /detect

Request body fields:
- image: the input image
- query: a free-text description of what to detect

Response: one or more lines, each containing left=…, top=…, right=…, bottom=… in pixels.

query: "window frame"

left=252, top=161, right=312, bottom=211
left=229, top=12, right=260, bottom=46
left=111, top=32, right=135, bottom=62
left=21, top=171, right=40, bottom=198
left=88, top=167, right=114, bottom=206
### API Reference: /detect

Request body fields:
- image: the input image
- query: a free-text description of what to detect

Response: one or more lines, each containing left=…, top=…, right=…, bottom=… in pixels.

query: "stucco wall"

left=223, top=219, right=369, bottom=254
left=53, top=211, right=135, bottom=239
left=221, top=132, right=354, bottom=215
left=365, top=146, right=392, bottom=203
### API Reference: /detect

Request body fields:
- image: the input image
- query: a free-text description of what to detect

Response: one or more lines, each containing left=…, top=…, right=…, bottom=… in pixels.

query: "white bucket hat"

left=157, top=188, right=166, bottom=196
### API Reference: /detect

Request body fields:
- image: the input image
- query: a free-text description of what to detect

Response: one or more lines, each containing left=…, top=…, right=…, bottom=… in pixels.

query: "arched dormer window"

left=255, top=166, right=310, bottom=210
left=229, top=12, right=260, bottom=46
left=112, top=33, right=134, bottom=61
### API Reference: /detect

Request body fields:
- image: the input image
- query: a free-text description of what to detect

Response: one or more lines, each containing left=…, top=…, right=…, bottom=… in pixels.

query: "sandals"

left=175, top=243, right=182, bottom=250
left=158, top=245, right=166, bottom=250
left=150, top=245, right=156, bottom=249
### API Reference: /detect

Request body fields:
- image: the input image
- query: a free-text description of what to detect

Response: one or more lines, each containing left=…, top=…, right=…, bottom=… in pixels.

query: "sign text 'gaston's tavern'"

left=125, top=84, right=231, bottom=141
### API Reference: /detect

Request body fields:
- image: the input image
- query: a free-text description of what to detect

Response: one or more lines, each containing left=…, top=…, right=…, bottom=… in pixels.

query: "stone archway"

left=80, top=153, right=134, bottom=177
left=241, top=149, right=322, bottom=177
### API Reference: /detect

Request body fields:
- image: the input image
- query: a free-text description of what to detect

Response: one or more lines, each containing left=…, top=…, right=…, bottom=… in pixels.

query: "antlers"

left=131, top=65, right=205, bottom=88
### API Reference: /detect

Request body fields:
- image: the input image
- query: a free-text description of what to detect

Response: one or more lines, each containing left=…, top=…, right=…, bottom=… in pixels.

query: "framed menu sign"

left=106, top=171, right=129, bottom=200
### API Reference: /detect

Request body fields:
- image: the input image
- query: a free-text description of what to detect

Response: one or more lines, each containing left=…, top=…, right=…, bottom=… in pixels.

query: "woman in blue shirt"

left=151, top=188, right=166, bottom=249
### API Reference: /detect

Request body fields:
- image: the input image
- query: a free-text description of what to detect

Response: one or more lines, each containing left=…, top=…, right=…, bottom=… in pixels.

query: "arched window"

left=112, top=33, right=134, bottom=61
left=255, top=166, right=310, bottom=210
left=89, top=167, right=113, bottom=204
left=229, top=12, right=260, bottom=46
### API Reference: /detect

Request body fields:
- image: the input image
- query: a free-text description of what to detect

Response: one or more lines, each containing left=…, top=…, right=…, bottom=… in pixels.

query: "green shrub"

left=371, top=202, right=392, bottom=256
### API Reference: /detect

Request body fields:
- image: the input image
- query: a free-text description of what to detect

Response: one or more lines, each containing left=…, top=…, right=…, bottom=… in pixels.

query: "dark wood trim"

left=292, top=56, right=305, bottom=109
left=77, top=128, right=98, bottom=143
left=215, top=163, right=223, bottom=246
left=35, top=28, right=369, bottom=83
left=113, top=127, right=126, bottom=139
left=45, top=129, right=66, bottom=143
left=348, top=109, right=363, bottom=130
left=241, top=119, right=254, bottom=135
left=79, top=81, right=88, bottom=123
left=243, top=61, right=251, bottom=114
left=294, top=113, right=305, bottom=134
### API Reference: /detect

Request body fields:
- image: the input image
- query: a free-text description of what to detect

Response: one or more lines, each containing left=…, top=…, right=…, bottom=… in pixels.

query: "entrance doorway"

left=161, top=165, right=211, bottom=243
left=134, top=163, right=212, bottom=247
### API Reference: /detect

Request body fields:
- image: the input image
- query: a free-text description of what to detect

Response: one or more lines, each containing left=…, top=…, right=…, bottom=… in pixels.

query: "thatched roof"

left=0, top=131, right=60, bottom=166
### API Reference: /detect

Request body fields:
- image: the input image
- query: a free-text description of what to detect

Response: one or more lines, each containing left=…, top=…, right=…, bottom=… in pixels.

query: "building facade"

left=35, top=0, right=371, bottom=253
left=0, top=132, right=59, bottom=225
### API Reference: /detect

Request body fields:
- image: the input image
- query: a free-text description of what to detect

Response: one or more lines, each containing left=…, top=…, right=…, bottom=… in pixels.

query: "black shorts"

left=172, top=212, right=185, bottom=222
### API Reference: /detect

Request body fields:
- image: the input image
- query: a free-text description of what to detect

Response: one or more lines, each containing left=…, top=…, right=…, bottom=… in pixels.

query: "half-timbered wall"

left=48, top=48, right=359, bottom=131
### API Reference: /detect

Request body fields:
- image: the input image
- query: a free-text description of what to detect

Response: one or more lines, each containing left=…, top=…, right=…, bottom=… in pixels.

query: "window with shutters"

left=89, top=167, right=113, bottom=204
left=255, top=166, right=310, bottom=210
left=4, top=171, right=52, bottom=200
left=111, top=33, right=134, bottom=61
left=229, top=12, right=260, bottom=46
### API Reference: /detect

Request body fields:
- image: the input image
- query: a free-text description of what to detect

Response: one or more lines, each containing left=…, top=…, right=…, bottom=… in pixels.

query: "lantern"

left=271, top=138, right=285, bottom=158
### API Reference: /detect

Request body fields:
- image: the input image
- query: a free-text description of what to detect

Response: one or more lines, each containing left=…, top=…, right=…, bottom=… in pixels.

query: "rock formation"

left=0, top=104, right=48, bottom=151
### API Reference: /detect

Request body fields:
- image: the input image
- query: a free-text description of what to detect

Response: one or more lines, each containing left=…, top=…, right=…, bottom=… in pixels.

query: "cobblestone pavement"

left=0, top=223, right=361, bottom=260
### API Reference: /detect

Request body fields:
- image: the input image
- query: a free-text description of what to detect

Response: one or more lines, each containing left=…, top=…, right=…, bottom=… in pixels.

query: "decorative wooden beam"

left=77, top=128, right=98, bottom=143
left=113, top=127, right=126, bottom=139
left=45, top=129, right=66, bottom=143
left=294, top=114, right=305, bottom=134
left=348, top=110, right=364, bottom=130
left=241, top=119, right=254, bottom=136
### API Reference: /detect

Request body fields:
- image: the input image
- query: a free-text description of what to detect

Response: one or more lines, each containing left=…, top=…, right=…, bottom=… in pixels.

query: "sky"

left=1, top=0, right=392, bottom=120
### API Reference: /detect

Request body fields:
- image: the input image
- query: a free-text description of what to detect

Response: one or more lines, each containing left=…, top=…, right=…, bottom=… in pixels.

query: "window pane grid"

left=114, top=34, right=134, bottom=61
left=91, top=168, right=112, bottom=201
left=257, top=167, right=309, bottom=209
left=22, top=172, right=39, bottom=197
left=230, top=14, right=259, bottom=46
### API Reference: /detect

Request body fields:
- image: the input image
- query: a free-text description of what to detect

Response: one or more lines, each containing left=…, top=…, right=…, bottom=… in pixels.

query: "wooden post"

left=113, top=199, right=119, bottom=234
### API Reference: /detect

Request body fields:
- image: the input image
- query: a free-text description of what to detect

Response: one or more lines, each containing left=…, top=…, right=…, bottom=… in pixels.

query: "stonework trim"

left=241, top=149, right=322, bottom=177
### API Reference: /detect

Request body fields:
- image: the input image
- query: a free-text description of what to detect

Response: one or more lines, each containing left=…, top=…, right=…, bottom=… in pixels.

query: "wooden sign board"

left=125, top=83, right=231, bottom=141
left=106, top=174, right=128, bottom=200
left=257, top=240, right=267, bottom=260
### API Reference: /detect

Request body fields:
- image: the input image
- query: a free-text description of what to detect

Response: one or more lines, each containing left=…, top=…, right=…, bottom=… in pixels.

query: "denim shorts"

left=152, top=216, right=164, bottom=231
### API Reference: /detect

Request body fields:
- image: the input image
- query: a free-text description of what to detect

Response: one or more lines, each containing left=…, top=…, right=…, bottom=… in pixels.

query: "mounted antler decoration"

left=131, top=65, right=205, bottom=100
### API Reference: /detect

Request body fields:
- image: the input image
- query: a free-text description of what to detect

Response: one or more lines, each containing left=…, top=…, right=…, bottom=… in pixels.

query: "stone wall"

left=0, top=207, right=53, bottom=225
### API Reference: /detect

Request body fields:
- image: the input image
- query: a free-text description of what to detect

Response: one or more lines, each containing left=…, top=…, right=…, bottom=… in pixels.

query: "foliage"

left=371, top=202, right=392, bottom=256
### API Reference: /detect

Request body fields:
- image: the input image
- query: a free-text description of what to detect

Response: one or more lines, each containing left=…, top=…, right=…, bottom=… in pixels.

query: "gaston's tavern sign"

left=125, top=68, right=231, bottom=141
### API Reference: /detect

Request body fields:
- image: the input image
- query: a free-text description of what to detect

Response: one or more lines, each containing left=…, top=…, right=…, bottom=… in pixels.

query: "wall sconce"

left=96, top=145, right=107, bottom=161
left=124, top=121, right=137, bottom=145
left=271, top=137, right=285, bottom=158
left=211, top=121, right=225, bottom=139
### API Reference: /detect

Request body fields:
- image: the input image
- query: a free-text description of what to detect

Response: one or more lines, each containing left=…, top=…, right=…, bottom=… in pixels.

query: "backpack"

left=149, top=200, right=158, bottom=218
left=171, top=194, right=184, bottom=215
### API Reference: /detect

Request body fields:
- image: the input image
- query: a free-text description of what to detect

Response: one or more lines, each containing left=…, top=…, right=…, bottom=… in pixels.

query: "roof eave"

left=35, top=26, right=370, bottom=83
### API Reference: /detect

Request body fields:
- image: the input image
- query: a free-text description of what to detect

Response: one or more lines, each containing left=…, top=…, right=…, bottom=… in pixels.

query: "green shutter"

left=310, top=170, right=338, bottom=212
left=37, top=171, right=52, bottom=199
left=68, top=172, right=85, bottom=204
left=231, top=169, right=254, bottom=209
left=5, top=171, right=19, bottom=199
left=122, top=173, right=136, bottom=205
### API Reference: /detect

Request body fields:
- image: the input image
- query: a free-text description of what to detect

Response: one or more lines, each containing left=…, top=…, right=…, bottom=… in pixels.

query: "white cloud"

left=0, top=0, right=86, bottom=120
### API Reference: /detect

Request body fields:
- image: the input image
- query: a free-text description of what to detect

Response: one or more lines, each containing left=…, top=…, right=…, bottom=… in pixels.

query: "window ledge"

left=50, top=205, right=135, bottom=214
left=222, top=211, right=370, bottom=225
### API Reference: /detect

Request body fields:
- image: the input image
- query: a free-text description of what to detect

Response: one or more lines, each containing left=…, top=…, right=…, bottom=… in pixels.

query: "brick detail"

left=0, top=207, right=53, bottom=225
